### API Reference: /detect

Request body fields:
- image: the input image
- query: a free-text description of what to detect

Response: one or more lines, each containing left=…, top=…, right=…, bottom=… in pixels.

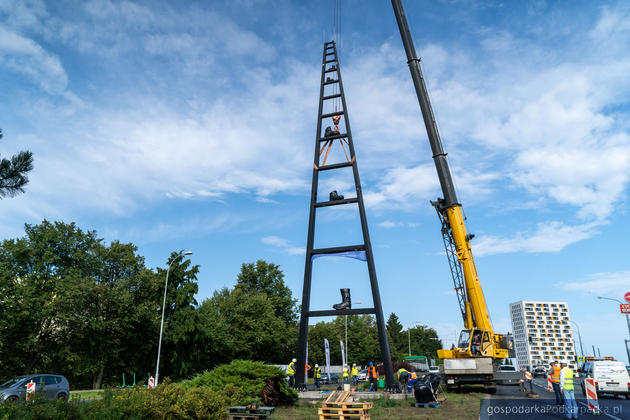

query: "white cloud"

left=557, top=270, right=630, bottom=295
left=0, top=26, right=67, bottom=93
left=261, top=236, right=304, bottom=256
left=473, top=221, right=598, bottom=256
left=377, top=220, right=419, bottom=228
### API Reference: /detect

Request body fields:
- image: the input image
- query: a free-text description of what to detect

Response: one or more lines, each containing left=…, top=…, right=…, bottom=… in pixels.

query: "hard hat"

left=292, top=358, right=296, bottom=363
left=369, top=362, right=373, bottom=366
left=353, top=363, right=356, bottom=366
left=315, top=364, right=318, bottom=368
left=560, top=360, right=568, bottom=364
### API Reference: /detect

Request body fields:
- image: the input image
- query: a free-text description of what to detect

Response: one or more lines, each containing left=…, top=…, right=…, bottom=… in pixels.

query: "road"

left=479, top=377, right=629, bottom=419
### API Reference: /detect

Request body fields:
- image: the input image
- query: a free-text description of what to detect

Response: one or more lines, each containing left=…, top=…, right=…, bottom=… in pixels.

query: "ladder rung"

left=307, top=308, right=376, bottom=317
left=317, top=161, right=353, bottom=171
left=324, top=59, right=336, bottom=64
left=324, top=67, right=338, bottom=73
left=324, top=79, right=339, bottom=86
left=322, top=93, right=342, bottom=100
left=315, top=197, right=358, bottom=208
left=311, top=244, right=365, bottom=255
left=318, top=132, right=348, bottom=141
left=321, top=111, right=344, bottom=119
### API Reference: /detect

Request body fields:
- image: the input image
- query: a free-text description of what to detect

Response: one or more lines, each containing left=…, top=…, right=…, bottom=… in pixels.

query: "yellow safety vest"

left=351, top=367, right=358, bottom=376
left=314, top=368, right=321, bottom=378
left=397, top=368, right=408, bottom=379
left=562, top=368, right=574, bottom=390
left=343, top=367, right=349, bottom=378
left=287, top=362, right=295, bottom=375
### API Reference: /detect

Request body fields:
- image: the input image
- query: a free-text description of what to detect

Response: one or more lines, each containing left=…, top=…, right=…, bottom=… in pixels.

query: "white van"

left=582, top=360, right=630, bottom=397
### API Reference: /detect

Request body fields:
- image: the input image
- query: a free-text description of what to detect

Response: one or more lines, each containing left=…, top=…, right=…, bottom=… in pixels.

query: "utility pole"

left=597, top=296, right=630, bottom=365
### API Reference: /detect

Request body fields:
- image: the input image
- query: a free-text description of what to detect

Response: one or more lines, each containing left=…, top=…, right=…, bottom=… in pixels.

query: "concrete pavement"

left=480, top=377, right=628, bottom=420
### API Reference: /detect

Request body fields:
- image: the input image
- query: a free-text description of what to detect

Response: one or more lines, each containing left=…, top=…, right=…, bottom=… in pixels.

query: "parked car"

left=581, top=360, right=630, bottom=397
left=0, top=374, right=69, bottom=402
left=319, top=372, right=339, bottom=384
left=533, top=365, right=547, bottom=378
left=428, top=366, right=440, bottom=374
left=357, top=369, right=368, bottom=381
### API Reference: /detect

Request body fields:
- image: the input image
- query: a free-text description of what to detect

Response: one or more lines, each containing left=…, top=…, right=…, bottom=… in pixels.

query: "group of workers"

left=548, top=360, right=578, bottom=419
left=287, top=359, right=380, bottom=391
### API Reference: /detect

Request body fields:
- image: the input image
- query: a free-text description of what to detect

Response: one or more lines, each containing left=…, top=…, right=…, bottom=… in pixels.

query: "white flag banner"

left=324, top=338, right=331, bottom=377
left=340, top=340, right=346, bottom=368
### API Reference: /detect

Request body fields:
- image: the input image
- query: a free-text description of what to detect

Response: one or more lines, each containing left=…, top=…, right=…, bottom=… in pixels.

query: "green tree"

left=0, top=221, right=101, bottom=377
left=57, top=241, right=155, bottom=389
left=386, top=313, right=405, bottom=359
left=200, top=287, right=292, bottom=363
left=235, top=260, right=298, bottom=325
left=407, top=324, right=442, bottom=360
left=156, top=252, right=202, bottom=381
left=0, top=129, right=34, bottom=198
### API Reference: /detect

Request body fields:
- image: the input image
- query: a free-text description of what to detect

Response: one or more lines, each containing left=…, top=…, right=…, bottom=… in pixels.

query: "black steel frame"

left=295, top=41, right=395, bottom=390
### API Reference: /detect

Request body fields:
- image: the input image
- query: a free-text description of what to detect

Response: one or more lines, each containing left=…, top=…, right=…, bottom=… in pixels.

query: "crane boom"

left=391, top=0, right=508, bottom=359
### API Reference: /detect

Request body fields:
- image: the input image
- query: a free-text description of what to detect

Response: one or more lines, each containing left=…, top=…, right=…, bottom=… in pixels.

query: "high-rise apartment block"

left=509, top=300, right=577, bottom=370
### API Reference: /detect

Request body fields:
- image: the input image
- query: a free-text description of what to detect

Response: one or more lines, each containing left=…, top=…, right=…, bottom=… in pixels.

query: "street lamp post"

left=568, top=320, right=584, bottom=358
left=155, top=251, right=193, bottom=387
left=597, top=296, right=630, bottom=365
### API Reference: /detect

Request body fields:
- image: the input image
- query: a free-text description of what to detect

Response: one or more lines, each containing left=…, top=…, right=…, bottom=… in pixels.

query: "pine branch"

left=0, top=151, right=34, bottom=198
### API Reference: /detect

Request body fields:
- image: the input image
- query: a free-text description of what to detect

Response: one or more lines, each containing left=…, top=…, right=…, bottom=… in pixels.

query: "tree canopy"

left=0, top=221, right=445, bottom=389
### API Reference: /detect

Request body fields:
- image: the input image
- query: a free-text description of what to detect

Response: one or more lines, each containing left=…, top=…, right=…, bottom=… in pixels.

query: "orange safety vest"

left=550, top=366, right=561, bottom=383
left=305, top=363, right=311, bottom=375
left=368, top=366, right=377, bottom=379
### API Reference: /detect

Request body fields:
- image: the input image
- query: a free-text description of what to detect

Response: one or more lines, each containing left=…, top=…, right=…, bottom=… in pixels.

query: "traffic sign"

left=625, top=292, right=630, bottom=303
left=26, top=380, right=35, bottom=401
left=621, top=304, right=630, bottom=314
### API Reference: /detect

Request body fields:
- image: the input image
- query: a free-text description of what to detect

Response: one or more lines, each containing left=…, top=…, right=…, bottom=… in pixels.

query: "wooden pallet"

left=319, top=398, right=372, bottom=420
left=324, top=390, right=351, bottom=403
left=226, top=405, right=275, bottom=420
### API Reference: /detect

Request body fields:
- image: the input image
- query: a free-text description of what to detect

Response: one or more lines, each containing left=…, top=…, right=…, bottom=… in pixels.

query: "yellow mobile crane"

left=391, top=0, right=516, bottom=391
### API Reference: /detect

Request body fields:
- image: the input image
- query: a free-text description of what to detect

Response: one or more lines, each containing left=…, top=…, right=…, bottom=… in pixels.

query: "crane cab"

left=438, top=329, right=503, bottom=359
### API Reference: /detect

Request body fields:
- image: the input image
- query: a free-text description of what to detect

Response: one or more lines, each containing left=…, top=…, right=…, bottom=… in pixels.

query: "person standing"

left=314, top=364, right=321, bottom=389
left=560, top=360, right=577, bottom=419
left=519, top=367, right=527, bottom=392
left=548, top=361, right=563, bottom=405
left=351, top=364, right=359, bottom=386
left=342, top=364, right=349, bottom=384
left=397, top=368, right=410, bottom=393
left=287, top=358, right=296, bottom=388
left=367, top=362, right=378, bottom=392
left=304, top=362, right=311, bottom=386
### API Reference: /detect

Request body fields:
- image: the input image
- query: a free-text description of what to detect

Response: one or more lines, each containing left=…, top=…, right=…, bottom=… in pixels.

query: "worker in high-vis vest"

left=287, top=358, right=296, bottom=388
left=548, top=361, right=563, bottom=405
left=367, top=362, right=378, bottom=392
left=397, top=368, right=410, bottom=393
left=342, top=364, right=349, bottom=384
left=351, top=364, right=359, bottom=386
left=314, top=364, right=321, bottom=389
left=559, top=360, right=577, bottom=419
left=304, top=363, right=311, bottom=384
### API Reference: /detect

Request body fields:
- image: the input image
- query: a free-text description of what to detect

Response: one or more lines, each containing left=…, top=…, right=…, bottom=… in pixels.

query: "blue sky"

left=1, top=0, right=630, bottom=362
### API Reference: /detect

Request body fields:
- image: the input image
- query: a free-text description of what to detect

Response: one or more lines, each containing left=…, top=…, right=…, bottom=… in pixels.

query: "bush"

left=0, top=382, right=244, bottom=420
left=181, top=360, right=297, bottom=406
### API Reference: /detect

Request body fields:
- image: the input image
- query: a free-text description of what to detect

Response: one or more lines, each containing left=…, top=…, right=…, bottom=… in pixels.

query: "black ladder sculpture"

left=295, top=40, right=396, bottom=391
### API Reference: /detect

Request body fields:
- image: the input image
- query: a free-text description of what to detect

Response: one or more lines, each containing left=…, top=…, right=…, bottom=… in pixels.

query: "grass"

left=273, top=391, right=485, bottom=420
left=69, top=389, right=105, bottom=401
